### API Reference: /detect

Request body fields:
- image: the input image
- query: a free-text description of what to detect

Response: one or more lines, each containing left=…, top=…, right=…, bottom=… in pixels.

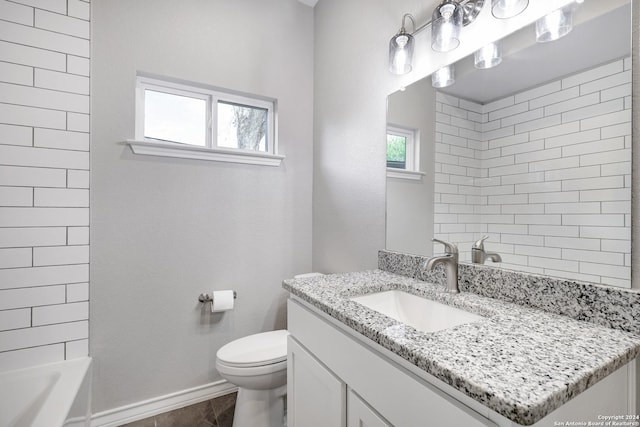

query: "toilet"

left=216, top=330, right=289, bottom=427
left=216, top=273, right=323, bottom=427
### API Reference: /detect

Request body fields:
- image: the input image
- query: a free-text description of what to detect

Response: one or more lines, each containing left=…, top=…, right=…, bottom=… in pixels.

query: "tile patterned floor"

left=120, top=392, right=236, bottom=427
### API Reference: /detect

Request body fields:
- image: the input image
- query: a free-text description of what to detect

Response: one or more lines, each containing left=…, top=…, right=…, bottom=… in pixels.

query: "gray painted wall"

left=312, top=0, right=432, bottom=273
left=91, top=0, right=313, bottom=413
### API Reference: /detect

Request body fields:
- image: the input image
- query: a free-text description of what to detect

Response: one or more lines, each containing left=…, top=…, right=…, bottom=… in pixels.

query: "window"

left=129, top=75, right=283, bottom=166
left=386, top=125, right=423, bottom=180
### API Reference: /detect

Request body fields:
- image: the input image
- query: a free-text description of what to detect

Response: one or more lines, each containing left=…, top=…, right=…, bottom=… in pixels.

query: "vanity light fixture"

left=432, top=64, right=455, bottom=88
left=431, top=0, right=485, bottom=53
left=431, top=1, right=463, bottom=52
left=389, top=14, right=416, bottom=75
left=536, top=5, right=573, bottom=42
left=390, top=0, right=530, bottom=76
left=491, top=0, right=528, bottom=19
left=474, top=40, right=502, bottom=69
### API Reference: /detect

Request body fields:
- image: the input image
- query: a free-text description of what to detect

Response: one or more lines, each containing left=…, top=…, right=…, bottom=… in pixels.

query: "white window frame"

left=386, top=124, right=424, bottom=180
left=127, top=75, right=283, bottom=166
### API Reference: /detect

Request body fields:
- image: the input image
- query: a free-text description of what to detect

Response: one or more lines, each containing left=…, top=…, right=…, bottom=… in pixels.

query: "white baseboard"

left=91, top=380, right=238, bottom=427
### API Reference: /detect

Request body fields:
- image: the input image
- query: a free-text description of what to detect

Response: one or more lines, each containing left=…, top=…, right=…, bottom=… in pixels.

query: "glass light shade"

left=536, top=7, right=573, bottom=42
left=431, top=1, right=463, bottom=52
left=474, top=41, right=502, bottom=69
left=432, top=65, right=455, bottom=88
left=389, top=32, right=414, bottom=75
left=491, top=0, right=528, bottom=19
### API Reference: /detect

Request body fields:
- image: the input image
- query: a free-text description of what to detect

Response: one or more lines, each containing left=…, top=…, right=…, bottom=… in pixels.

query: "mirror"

left=386, top=0, right=632, bottom=288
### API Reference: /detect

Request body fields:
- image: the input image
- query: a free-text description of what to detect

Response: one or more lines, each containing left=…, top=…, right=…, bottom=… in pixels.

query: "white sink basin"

left=350, top=290, right=484, bottom=333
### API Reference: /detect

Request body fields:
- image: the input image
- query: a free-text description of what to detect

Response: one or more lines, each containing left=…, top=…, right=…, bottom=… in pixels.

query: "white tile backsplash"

left=67, top=0, right=90, bottom=21
left=33, top=128, right=90, bottom=151
left=0, top=227, right=66, bottom=248
left=66, top=112, right=90, bottom=132
left=0, top=165, right=67, bottom=187
left=0, top=321, right=88, bottom=352
left=0, top=60, right=34, bottom=86
left=0, top=7, right=90, bottom=370
left=0, top=81, right=90, bottom=113
left=0, top=309, right=31, bottom=332
left=0, top=207, right=89, bottom=227
left=0, top=103, right=67, bottom=129
left=0, top=264, right=89, bottom=291
left=34, top=9, right=90, bottom=39
left=34, top=188, right=89, bottom=207
left=66, top=283, right=89, bottom=303
left=0, top=40, right=66, bottom=72
left=435, top=58, right=631, bottom=287
left=0, top=286, right=66, bottom=311
left=35, top=69, right=90, bottom=95
left=0, top=344, right=64, bottom=371
left=33, top=245, right=89, bottom=266
left=0, top=0, right=34, bottom=25
left=32, top=302, right=89, bottom=326
left=0, top=186, right=33, bottom=206
left=0, top=248, right=32, bottom=269
left=65, top=338, right=88, bottom=360
left=0, top=20, right=89, bottom=57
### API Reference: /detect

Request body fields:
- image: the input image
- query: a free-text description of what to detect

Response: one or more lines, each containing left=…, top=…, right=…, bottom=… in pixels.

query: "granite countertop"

left=283, top=270, right=640, bottom=426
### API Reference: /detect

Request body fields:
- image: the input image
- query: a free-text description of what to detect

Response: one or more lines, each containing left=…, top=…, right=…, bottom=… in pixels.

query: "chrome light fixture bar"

left=389, top=14, right=416, bottom=75
left=388, top=0, right=488, bottom=74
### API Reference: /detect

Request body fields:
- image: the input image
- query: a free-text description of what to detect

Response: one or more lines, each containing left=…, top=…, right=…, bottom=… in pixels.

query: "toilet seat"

left=216, top=330, right=289, bottom=368
left=216, top=358, right=287, bottom=378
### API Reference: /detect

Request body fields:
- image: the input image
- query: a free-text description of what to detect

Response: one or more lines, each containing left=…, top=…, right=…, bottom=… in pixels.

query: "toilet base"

left=232, top=384, right=286, bottom=427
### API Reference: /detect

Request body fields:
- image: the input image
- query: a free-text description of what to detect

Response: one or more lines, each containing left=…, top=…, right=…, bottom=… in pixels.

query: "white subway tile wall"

left=0, top=0, right=90, bottom=371
left=434, top=58, right=631, bottom=288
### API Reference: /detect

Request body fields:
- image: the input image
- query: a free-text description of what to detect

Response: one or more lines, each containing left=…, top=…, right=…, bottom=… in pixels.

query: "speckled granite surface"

left=283, top=269, right=640, bottom=426
left=379, top=249, right=640, bottom=335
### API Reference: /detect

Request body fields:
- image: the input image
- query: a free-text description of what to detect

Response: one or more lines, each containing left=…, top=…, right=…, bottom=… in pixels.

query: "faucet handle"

left=472, top=235, right=489, bottom=249
left=432, top=238, right=458, bottom=255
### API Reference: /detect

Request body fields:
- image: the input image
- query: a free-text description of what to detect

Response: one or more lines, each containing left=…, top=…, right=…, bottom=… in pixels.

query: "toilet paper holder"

left=198, top=291, right=237, bottom=304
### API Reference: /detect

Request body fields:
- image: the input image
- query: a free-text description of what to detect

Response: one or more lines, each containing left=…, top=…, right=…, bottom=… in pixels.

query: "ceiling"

left=439, top=2, right=631, bottom=104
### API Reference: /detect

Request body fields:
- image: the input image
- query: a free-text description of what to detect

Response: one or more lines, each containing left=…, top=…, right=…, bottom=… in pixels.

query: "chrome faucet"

left=471, top=235, right=502, bottom=264
left=425, top=238, right=459, bottom=293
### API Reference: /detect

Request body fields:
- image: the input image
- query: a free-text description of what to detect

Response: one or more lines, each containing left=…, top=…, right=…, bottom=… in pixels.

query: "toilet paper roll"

left=211, top=290, right=235, bottom=313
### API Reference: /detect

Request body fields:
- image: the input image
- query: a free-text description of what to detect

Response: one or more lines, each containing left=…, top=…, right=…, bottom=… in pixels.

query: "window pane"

left=217, top=101, right=268, bottom=152
left=387, top=134, right=407, bottom=169
left=144, top=90, right=206, bottom=146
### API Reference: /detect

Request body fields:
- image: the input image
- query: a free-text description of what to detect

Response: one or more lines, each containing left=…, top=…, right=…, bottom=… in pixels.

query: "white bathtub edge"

left=4, top=356, right=93, bottom=427
left=90, top=380, right=237, bottom=427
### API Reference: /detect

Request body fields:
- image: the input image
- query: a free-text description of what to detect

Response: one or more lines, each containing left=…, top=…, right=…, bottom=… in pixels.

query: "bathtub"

left=0, top=357, right=92, bottom=427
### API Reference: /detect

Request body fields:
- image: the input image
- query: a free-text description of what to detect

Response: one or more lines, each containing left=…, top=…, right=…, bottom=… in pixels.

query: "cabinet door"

left=347, top=388, right=391, bottom=427
left=287, top=336, right=346, bottom=427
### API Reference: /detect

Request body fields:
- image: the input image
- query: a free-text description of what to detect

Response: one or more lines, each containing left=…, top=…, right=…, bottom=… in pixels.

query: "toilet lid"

left=217, top=330, right=289, bottom=368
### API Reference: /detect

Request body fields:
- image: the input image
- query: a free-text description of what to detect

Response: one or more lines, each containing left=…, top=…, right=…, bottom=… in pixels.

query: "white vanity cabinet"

left=347, top=388, right=392, bottom=427
left=287, top=337, right=346, bottom=427
left=287, top=297, right=635, bottom=427
left=288, top=335, right=392, bottom=427
left=287, top=297, right=498, bottom=427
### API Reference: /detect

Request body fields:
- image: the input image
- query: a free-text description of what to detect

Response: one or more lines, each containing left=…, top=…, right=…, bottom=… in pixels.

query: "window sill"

left=386, top=168, right=425, bottom=181
left=125, top=140, right=285, bottom=167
